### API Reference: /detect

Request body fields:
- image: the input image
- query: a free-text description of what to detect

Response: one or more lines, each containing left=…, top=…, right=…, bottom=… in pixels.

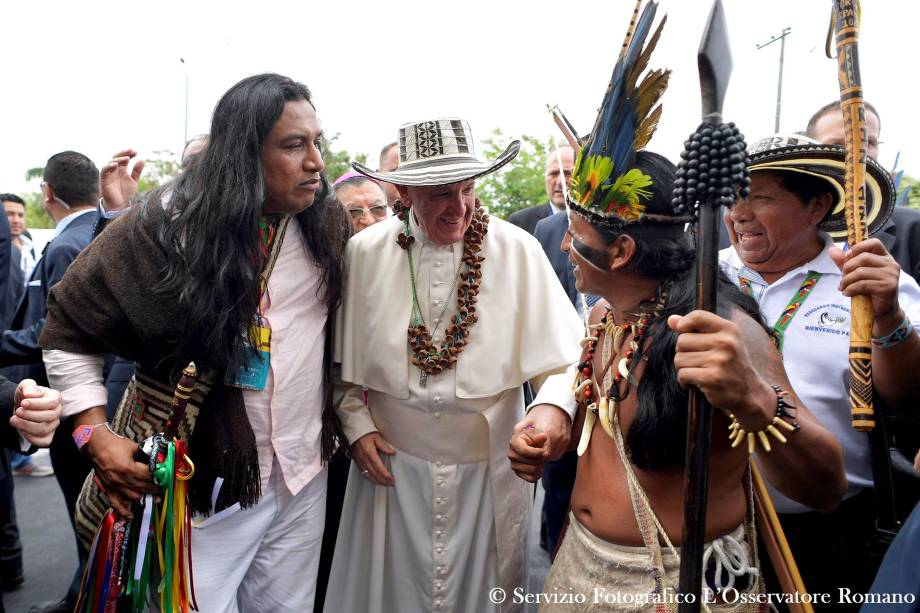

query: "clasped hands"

left=10, top=378, right=63, bottom=448
left=508, top=310, right=777, bottom=483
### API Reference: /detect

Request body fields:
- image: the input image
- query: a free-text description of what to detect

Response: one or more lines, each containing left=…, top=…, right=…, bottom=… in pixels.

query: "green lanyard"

left=739, top=271, right=822, bottom=352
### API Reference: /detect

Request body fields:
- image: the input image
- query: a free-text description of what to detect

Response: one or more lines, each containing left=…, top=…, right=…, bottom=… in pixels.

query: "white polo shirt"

left=720, top=232, right=920, bottom=514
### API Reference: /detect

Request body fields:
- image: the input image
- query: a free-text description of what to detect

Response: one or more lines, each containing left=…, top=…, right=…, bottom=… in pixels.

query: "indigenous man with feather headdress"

left=508, top=2, right=846, bottom=610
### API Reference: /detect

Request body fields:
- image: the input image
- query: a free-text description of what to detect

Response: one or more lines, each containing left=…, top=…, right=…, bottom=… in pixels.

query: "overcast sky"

left=2, top=0, right=915, bottom=196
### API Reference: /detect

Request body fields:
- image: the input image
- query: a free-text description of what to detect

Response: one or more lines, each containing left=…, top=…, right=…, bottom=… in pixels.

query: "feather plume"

left=619, top=0, right=645, bottom=60
left=633, top=104, right=663, bottom=151
left=570, top=0, right=670, bottom=223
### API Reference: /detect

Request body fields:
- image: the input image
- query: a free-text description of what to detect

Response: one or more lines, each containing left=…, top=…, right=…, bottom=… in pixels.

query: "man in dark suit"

left=0, top=152, right=100, bottom=613
left=508, top=201, right=553, bottom=236
left=526, top=146, right=583, bottom=557
left=0, top=197, right=66, bottom=611
left=0, top=373, right=65, bottom=613
left=0, top=210, right=20, bottom=593
left=508, top=146, right=574, bottom=235
left=535, top=211, right=578, bottom=307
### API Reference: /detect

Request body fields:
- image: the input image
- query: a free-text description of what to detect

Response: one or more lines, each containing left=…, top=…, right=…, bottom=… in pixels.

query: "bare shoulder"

left=588, top=300, right=609, bottom=327
left=729, top=307, right=791, bottom=389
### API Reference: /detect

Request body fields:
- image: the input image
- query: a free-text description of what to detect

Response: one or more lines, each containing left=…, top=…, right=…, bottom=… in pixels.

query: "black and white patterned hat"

left=747, top=134, right=894, bottom=240
left=352, top=118, right=520, bottom=187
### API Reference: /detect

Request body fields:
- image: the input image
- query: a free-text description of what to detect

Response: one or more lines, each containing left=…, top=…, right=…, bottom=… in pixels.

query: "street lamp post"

left=180, top=58, right=189, bottom=147
left=756, top=27, right=791, bottom=133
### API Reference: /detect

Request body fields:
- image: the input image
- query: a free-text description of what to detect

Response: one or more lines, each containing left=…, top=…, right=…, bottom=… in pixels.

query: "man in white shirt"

left=720, top=134, right=920, bottom=609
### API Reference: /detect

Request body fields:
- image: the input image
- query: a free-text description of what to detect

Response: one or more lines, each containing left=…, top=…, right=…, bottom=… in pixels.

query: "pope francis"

left=326, top=118, right=583, bottom=613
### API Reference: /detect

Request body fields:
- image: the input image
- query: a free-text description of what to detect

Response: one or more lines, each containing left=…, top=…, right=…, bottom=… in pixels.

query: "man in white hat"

left=720, top=134, right=920, bottom=609
left=326, top=118, right=583, bottom=613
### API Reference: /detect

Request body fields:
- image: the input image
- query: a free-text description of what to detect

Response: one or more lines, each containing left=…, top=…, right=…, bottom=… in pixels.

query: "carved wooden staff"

left=164, top=362, right=199, bottom=441
left=675, top=2, right=743, bottom=609
left=829, top=0, right=875, bottom=433
left=829, top=0, right=901, bottom=540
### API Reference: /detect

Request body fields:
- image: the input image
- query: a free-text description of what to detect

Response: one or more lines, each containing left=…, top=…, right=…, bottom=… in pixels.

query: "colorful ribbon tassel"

left=75, top=438, right=197, bottom=612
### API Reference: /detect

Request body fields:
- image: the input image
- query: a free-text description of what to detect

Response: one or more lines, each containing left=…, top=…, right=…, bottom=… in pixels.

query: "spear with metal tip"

left=673, top=1, right=748, bottom=609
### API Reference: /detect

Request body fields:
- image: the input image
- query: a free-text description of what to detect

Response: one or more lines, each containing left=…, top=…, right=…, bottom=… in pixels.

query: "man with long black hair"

left=40, top=73, right=351, bottom=611
left=508, top=5, right=846, bottom=604
left=510, top=149, right=847, bottom=608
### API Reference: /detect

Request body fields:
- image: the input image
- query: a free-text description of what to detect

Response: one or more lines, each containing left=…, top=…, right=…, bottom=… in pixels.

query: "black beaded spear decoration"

left=673, top=1, right=750, bottom=610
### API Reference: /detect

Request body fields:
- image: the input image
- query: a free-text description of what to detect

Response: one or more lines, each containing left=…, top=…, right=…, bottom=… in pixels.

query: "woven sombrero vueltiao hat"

left=747, top=134, right=895, bottom=240
left=352, top=118, right=520, bottom=187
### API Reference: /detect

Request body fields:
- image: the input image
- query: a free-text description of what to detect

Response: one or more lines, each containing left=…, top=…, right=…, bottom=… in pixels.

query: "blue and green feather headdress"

left=568, top=0, right=672, bottom=227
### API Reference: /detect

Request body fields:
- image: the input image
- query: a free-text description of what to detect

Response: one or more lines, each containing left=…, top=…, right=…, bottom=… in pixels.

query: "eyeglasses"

left=346, top=205, right=388, bottom=220
left=39, top=181, right=72, bottom=209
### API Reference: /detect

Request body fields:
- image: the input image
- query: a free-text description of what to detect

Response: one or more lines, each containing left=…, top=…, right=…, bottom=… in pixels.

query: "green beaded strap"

left=739, top=271, right=821, bottom=353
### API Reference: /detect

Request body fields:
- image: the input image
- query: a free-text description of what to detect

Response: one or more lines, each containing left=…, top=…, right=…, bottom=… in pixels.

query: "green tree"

left=137, top=150, right=181, bottom=193
left=18, top=167, right=53, bottom=229
left=322, top=134, right=367, bottom=183
left=897, top=173, right=920, bottom=211
left=476, top=130, right=554, bottom=220
left=23, top=191, right=53, bottom=229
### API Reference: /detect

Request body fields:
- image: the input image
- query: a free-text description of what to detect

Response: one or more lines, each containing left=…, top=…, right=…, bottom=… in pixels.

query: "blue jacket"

left=534, top=211, right=578, bottom=307
left=0, top=211, right=99, bottom=384
left=508, top=202, right=554, bottom=236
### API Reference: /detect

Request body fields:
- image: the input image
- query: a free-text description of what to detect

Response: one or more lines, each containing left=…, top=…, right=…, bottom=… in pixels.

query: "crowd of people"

left=0, top=9, right=919, bottom=613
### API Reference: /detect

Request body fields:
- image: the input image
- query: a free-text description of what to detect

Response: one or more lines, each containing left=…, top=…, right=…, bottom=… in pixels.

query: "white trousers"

left=190, top=465, right=327, bottom=613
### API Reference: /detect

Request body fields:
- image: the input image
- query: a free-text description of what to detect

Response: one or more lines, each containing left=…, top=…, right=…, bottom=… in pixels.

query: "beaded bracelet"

left=728, top=384, right=800, bottom=454
left=871, top=314, right=913, bottom=349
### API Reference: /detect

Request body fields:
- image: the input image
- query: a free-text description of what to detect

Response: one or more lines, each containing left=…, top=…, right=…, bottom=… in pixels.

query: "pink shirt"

left=244, top=218, right=327, bottom=495
left=45, top=217, right=327, bottom=499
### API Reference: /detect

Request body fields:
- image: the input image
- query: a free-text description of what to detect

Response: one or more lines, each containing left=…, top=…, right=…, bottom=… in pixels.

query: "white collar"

left=53, top=208, right=95, bottom=238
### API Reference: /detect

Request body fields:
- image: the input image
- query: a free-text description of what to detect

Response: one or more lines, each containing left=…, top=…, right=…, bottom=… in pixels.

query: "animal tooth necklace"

left=575, top=286, right=669, bottom=454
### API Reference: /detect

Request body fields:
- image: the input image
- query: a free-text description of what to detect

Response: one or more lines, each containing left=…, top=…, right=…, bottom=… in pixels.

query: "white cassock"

left=326, top=212, right=583, bottom=613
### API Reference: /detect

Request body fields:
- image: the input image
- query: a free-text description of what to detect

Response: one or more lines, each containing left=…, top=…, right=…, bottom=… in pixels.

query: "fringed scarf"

left=41, top=204, right=346, bottom=516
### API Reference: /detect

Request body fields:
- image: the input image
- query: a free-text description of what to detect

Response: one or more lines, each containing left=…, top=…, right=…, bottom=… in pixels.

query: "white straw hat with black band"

left=352, top=118, right=520, bottom=187
left=747, top=134, right=894, bottom=240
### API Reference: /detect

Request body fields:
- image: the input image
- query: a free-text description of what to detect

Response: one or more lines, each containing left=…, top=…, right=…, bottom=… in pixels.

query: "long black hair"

left=140, top=73, right=351, bottom=373
left=594, top=152, right=766, bottom=470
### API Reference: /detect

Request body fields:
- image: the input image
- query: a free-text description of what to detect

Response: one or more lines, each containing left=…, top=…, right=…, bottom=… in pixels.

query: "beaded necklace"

left=394, top=200, right=489, bottom=386
left=574, top=285, right=669, bottom=453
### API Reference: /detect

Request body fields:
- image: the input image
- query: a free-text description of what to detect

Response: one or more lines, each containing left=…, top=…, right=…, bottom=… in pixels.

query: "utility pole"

left=756, top=27, right=791, bottom=133
left=180, top=58, right=189, bottom=146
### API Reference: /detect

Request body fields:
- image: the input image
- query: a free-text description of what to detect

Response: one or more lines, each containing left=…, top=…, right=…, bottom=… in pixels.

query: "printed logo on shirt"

left=802, top=303, right=850, bottom=336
